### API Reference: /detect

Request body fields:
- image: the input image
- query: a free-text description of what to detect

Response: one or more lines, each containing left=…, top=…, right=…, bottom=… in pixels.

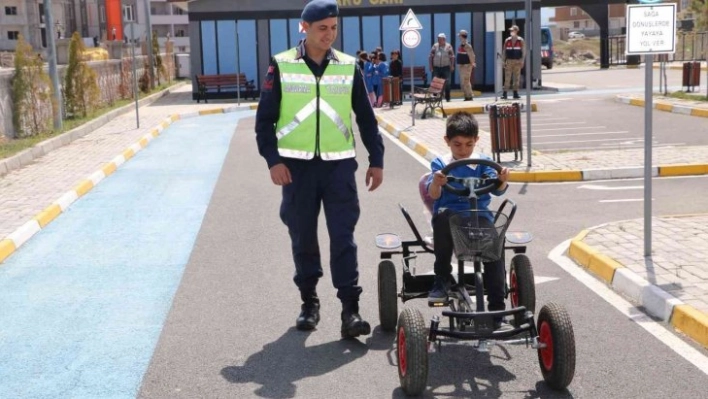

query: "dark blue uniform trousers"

left=280, top=157, right=362, bottom=304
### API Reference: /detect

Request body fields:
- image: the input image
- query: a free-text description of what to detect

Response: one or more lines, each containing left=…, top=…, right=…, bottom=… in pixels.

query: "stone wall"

left=0, top=52, right=174, bottom=139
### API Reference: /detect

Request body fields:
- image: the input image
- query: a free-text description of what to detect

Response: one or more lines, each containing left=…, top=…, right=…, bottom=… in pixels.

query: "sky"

left=541, top=7, right=556, bottom=25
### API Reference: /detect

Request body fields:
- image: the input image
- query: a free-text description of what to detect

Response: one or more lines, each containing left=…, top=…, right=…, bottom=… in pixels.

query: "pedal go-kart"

left=375, top=158, right=575, bottom=396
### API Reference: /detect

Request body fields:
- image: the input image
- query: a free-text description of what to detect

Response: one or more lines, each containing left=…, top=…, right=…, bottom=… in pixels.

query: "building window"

left=99, top=6, right=105, bottom=23
left=8, top=31, right=20, bottom=40
left=123, top=5, right=134, bottom=22
left=570, top=7, right=577, bottom=17
left=5, top=6, right=18, bottom=15
left=584, top=20, right=589, bottom=28
left=176, top=29, right=185, bottom=37
left=174, top=7, right=184, bottom=15
left=573, top=21, right=580, bottom=29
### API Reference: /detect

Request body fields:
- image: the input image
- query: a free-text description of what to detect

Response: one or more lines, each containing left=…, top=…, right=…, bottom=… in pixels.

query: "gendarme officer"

left=255, top=0, right=384, bottom=339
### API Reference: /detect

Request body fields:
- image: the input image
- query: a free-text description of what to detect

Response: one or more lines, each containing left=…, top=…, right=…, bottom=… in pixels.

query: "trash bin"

left=487, top=103, right=523, bottom=162
left=626, top=55, right=641, bottom=67
left=683, top=61, right=701, bottom=92
left=382, top=77, right=401, bottom=108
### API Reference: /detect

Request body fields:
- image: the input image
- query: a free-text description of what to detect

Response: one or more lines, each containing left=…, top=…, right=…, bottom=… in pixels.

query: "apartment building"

left=0, top=0, right=189, bottom=53
left=122, top=0, right=189, bottom=52
left=551, top=1, right=692, bottom=38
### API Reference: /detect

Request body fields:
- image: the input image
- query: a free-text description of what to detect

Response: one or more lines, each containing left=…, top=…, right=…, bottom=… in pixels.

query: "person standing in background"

left=389, top=50, right=403, bottom=105
left=429, top=33, right=455, bottom=102
left=502, top=25, right=524, bottom=100
left=456, top=29, right=477, bottom=101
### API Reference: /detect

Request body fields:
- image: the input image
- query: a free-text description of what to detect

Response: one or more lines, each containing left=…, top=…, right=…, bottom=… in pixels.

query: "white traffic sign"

left=626, top=3, right=676, bottom=54
left=399, top=9, right=423, bottom=31
left=123, top=22, right=144, bottom=41
left=402, top=29, right=421, bottom=49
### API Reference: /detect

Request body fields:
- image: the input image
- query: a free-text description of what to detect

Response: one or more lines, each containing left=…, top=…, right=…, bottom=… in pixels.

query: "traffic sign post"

left=400, top=9, right=422, bottom=128
left=125, top=22, right=142, bottom=129
left=626, top=2, right=676, bottom=257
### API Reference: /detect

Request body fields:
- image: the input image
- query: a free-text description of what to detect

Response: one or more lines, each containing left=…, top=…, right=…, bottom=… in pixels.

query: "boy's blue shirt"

left=426, top=152, right=507, bottom=215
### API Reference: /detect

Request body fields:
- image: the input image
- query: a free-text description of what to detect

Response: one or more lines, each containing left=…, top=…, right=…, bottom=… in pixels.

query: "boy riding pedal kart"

left=426, top=111, right=511, bottom=332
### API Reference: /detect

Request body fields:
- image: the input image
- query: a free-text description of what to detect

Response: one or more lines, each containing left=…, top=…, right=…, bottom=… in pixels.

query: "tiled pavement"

left=0, top=81, right=706, bottom=348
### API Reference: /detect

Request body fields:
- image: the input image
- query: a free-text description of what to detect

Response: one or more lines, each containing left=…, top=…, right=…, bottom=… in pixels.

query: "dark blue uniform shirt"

left=255, top=41, right=384, bottom=170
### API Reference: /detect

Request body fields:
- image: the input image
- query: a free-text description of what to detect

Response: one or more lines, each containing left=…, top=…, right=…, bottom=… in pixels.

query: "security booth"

left=185, top=0, right=624, bottom=101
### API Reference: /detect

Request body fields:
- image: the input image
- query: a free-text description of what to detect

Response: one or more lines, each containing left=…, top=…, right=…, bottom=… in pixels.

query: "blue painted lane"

left=0, top=111, right=253, bottom=399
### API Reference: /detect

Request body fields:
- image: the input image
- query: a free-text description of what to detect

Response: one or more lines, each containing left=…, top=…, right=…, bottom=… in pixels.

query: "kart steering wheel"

left=439, top=158, right=503, bottom=197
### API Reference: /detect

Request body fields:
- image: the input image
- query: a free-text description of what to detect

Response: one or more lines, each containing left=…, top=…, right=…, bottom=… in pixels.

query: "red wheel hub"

left=510, top=271, right=519, bottom=307
left=398, top=327, right=407, bottom=377
left=539, top=321, right=554, bottom=371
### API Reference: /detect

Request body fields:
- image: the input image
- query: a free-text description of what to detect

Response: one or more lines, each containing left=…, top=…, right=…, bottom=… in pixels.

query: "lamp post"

left=44, top=0, right=63, bottom=130
left=143, top=0, right=155, bottom=89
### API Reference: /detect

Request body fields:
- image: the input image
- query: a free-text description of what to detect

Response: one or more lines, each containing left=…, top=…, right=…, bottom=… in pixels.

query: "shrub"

left=11, top=35, right=53, bottom=138
left=63, top=32, right=101, bottom=118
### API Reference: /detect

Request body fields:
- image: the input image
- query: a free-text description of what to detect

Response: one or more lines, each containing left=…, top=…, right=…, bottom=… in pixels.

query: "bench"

left=400, top=66, right=428, bottom=90
left=412, top=77, right=446, bottom=119
left=195, top=73, right=256, bottom=103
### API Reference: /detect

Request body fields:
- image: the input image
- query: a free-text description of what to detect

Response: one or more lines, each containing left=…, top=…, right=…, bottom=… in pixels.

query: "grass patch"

left=665, top=91, right=708, bottom=102
left=0, top=81, right=182, bottom=161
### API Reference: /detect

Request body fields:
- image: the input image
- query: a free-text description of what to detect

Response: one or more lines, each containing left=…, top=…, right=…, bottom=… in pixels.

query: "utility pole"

left=44, top=0, right=63, bottom=130
left=143, top=0, right=155, bottom=89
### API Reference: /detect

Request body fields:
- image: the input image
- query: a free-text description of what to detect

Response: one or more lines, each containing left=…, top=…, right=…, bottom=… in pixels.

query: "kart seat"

left=418, top=172, right=435, bottom=216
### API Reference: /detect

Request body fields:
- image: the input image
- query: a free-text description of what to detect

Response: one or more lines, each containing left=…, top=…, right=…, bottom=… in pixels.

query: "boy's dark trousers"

left=432, top=209, right=506, bottom=311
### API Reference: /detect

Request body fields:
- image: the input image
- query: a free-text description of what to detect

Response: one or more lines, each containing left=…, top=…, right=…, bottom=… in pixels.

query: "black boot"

left=501, top=91, right=508, bottom=100
left=513, top=91, right=520, bottom=99
left=296, top=292, right=320, bottom=331
left=340, top=302, right=371, bottom=339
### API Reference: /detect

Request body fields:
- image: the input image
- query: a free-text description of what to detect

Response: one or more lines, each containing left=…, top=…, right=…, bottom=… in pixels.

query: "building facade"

left=186, top=0, right=555, bottom=98
left=1, top=0, right=190, bottom=53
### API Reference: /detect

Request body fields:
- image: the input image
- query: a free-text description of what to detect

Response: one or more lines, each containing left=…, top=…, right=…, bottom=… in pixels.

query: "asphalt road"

left=137, top=117, right=708, bottom=398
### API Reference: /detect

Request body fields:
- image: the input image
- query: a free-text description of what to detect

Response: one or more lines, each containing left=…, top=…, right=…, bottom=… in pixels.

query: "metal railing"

left=608, top=31, right=707, bottom=65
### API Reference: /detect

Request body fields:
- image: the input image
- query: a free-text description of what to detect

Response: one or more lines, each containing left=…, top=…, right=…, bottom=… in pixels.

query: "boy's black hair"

left=445, top=111, right=479, bottom=139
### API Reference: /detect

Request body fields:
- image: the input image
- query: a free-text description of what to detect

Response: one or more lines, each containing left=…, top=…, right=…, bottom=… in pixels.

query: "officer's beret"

left=301, top=0, right=339, bottom=23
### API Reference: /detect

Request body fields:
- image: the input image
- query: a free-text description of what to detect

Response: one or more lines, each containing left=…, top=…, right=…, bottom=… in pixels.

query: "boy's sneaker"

left=494, top=318, right=514, bottom=333
left=428, top=275, right=452, bottom=305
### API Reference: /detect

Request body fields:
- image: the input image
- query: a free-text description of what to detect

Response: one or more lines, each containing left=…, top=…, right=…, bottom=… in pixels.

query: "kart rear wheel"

left=510, top=254, right=536, bottom=313
left=397, top=308, right=428, bottom=396
left=378, top=260, right=398, bottom=332
left=537, top=302, right=576, bottom=391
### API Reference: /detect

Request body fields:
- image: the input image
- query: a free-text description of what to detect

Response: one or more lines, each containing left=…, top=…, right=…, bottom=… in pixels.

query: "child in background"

left=374, top=52, right=389, bottom=107
left=360, top=52, right=375, bottom=106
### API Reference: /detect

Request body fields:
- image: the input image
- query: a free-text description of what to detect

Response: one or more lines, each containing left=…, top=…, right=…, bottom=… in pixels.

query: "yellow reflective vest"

left=274, top=48, right=356, bottom=160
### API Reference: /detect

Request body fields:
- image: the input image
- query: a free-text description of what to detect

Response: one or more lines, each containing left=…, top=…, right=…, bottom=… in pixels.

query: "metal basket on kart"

left=449, top=209, right=510, bottom=263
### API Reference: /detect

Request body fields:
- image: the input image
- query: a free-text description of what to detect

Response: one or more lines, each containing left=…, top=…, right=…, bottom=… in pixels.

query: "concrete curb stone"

left=0, top=82, right=187, bottom=178
left=0, top=102, right=255, bottom=266
left=568, top=228, right=708, bottom=349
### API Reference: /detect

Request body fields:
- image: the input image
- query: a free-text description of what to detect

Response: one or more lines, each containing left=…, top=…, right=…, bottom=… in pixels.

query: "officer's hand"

left=366, top=167, right=383, bottom=192
left=269, top=163, right=292, bottom=186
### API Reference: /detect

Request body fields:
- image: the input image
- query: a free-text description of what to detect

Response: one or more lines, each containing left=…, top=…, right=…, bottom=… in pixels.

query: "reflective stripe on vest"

left=274, top=48, right=356, bottom=161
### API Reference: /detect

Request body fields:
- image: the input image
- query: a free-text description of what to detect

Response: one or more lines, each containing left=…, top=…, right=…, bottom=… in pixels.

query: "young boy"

left=426, top=112, right=510, bottom=328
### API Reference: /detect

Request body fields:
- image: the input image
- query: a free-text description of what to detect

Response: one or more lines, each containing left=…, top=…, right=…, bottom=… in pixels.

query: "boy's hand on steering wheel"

left=432, top=171, right=447, bottom=187
left=499, top=167, right=510, bottom=183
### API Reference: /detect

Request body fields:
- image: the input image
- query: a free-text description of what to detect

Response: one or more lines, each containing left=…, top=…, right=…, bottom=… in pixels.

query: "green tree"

left=11, top=35, right=52, bottom=138
left=63, top=32, right=100, bottom=118
left=152, top=31, right=167, bottom=85
left=691, top=0, right=708, bottom=31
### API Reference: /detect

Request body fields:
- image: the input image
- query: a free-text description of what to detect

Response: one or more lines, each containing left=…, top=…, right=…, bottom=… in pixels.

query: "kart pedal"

left=428, top=299, right=449, bottom=307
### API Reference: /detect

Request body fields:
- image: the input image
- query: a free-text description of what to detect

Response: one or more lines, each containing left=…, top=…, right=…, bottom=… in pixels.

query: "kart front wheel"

left=397, top=308, right=428, bottom=396
left=378, top=260, right=398, bottom=332
left=537, top=302, right=576, bottom=390
left=510, top=254, right=536, bottom=313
